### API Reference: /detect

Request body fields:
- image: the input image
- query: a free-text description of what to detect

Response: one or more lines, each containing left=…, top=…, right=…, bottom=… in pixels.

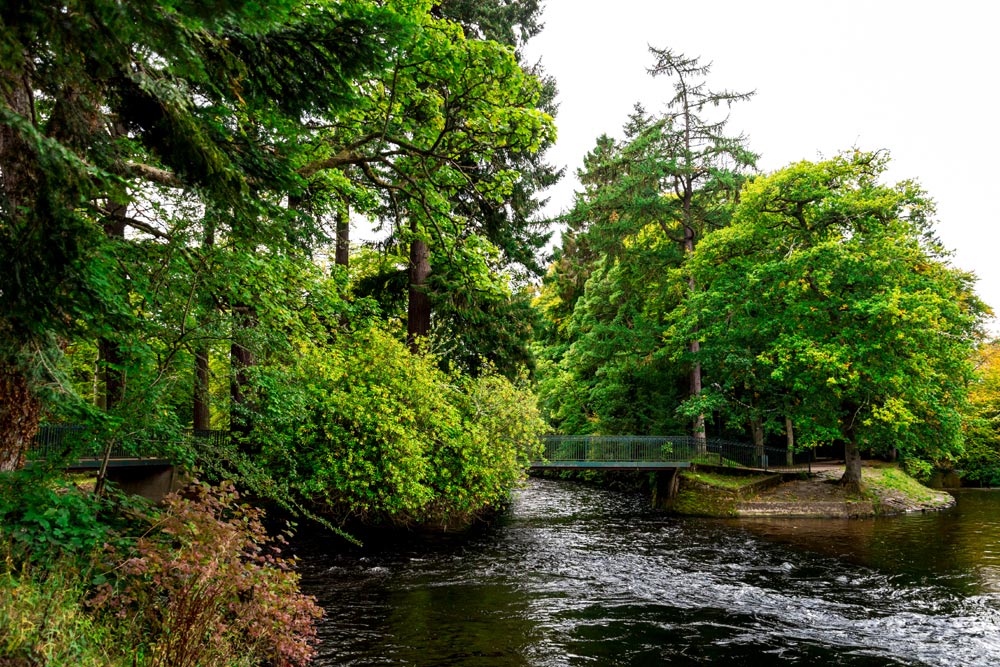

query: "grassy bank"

left=669, top=464, right=953, bottom=518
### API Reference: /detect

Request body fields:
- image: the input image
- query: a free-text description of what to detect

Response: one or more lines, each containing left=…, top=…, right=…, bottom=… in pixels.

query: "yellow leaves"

left=871, top=397, right=916, bottom=430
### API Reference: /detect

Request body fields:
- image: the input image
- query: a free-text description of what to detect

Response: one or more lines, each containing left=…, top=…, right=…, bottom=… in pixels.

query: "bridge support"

left=651, top=468, right=681, bottom=509
left=106, top=464, right=182, bottom=501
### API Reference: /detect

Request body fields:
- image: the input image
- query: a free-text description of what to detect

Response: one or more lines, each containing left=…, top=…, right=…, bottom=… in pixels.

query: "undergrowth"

left=0, top=473, right=322, bottom=667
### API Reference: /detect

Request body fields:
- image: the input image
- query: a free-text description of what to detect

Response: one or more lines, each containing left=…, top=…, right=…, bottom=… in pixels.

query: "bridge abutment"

left=106, top=464, right=184, bottom=501
left=651, top=469, right=681, bottom=509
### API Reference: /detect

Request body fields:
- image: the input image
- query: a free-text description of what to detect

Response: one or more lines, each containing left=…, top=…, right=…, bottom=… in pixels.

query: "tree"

left=0, top=0, right=410, bottom=467
left=535, top=49, right=754, bottom=439
left=959, top=342, right=1000, bottom=485
left=681, top=152, right=986, bottom=490
left=294, top=6, right=555, bottom=356
left=644, top=48, right=756, bottom=445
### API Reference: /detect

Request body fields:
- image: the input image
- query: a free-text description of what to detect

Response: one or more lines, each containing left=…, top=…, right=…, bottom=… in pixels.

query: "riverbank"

left=670, top=463, right=954, bottom=518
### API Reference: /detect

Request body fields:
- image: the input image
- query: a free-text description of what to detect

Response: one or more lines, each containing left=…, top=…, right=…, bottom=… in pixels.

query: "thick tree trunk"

left=335, top=203, right=350, bottom=267
left=840, top=427, right=863, bottom=493
left=407, top=232, right=431, bottom=353
left=0, top=57, right=35, bottom=214
left=0, top=357, right=41, bottom=471
left=0, top=58, right=41, bottom=470
left=193, top=347, right=211, bottom=430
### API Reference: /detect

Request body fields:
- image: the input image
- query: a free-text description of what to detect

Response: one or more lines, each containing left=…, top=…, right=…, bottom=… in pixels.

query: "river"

left=296, top=478, right=1000, bottom=666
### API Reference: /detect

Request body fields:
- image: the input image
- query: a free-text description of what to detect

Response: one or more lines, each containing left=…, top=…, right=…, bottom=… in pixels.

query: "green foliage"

left=680, top=152, right=986, bottom=465
left=534, top=51, right=754, bottom=438
left=958, top=343, right=1000, bottom=485
left=0, top=561, right=117, bottom=667
left=900, top=458, right=934, bottom=484
left=0, top=470, right=113, bottom=565
left=249, top=325, right=545, bottom=527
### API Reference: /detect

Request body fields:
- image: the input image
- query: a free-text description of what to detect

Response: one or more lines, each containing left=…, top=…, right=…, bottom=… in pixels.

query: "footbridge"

left=26, top=425, right=224, bottom=499
left=28, top=427, right=798, bottom=500
left=531, top=435, right=790, bottom=472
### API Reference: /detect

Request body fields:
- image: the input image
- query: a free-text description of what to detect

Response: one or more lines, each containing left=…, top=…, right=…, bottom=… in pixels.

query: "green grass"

left=0, top=561, right=122, bottom=667
left=862, top=466, right=942, bottom=504
left=681, top=470, right=772, bottom=491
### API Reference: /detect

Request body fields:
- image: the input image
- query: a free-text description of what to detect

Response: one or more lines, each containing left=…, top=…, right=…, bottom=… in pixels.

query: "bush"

left=901, top=456, right=933, bottom=482
left=0, top=469, right=115, bottom=566
left=252, top=326, right=547, bottom=527
left=91, top=481, right=322, bottom=667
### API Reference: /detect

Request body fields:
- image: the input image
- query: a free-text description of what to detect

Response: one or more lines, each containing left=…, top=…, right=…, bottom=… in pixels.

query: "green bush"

left=0, top=470, right=114, bottom=566
left=901, top=456, right=933, bottom=482
left=254, top=326, right=546, bottom=527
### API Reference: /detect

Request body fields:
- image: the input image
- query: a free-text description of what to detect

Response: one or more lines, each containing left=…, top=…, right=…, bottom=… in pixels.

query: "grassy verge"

left=681, top=470, right=774, bottom=491
left=861, top=465, right=954, bottom=513
left=0, top=561, right=119, bottom=667
left=669, top=470, right=779, bottom=517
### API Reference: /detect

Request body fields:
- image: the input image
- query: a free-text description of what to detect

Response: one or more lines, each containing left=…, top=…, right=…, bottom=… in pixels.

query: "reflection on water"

left=296, top=481, right=1000, bottom=666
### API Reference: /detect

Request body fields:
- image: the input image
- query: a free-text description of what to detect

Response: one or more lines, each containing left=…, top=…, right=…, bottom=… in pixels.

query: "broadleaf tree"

left=679, top=152, right=987, bottom=490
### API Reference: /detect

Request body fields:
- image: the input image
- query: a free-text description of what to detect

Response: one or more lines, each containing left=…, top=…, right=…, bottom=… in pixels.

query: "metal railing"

left=534, top=435, right=790, bottom=472
left=27, top=425, right=230, bottom=464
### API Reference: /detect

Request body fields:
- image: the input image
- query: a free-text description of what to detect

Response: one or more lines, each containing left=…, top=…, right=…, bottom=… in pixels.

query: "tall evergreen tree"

left=536, top=49, right=754, bottom=438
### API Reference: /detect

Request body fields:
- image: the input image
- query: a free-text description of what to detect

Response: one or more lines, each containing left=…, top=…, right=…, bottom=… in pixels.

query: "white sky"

left=523, top=0, right=1000, bottom=333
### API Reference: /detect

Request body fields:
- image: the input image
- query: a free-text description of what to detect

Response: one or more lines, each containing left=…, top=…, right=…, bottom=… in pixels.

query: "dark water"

left=296, top=479, right=1000, bottom=666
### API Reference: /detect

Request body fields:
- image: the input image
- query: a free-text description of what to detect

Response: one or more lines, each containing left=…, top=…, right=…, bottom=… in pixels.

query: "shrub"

left=91, top=481, right=322, bottom=667
left=252, top=326, right=548, bottom=527
left=0, top=469, right=115, bottom=567
left=901, top=456, right=933, bottom=482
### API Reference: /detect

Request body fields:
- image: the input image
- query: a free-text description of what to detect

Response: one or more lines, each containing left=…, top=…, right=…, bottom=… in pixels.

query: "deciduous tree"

left=681, top=152, right=986, bottom=490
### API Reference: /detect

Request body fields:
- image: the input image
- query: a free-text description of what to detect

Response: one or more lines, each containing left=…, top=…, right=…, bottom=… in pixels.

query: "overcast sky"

left=523, top=0, right=1000, bottom=332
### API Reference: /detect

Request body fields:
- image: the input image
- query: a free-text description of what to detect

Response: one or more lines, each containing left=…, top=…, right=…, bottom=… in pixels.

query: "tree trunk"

left=685, top=229, right=706, bottom=452
left=750, top=416, right=765, bottom=468
left=785, top=416, right=795, bottom=466
left=0, top=58, right=41, bottom=471
left=193, top=346, right=211, bottom=430
left=0, top=55, right=35, bottom=214
left=193, top=218, right=215, bottom=431
left=841, top=439, right=863, bottom=493
left=407, top=229, right=431, bottom=353
left=335, top=203, right=350, bottom=268
left=98, top=197, right=128, bottom=411
left=0, top=357, right=41, bottom=472
left=230, top=304, right=257, bottom=437
left=840, top=421, right=863, bottom=493
left=99, top=338, right=124, bottom=410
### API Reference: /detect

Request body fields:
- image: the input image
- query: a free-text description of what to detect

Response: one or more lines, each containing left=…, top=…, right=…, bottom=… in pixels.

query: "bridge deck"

left=530, top=461, right=691, bottom=470
left=29, top=427, right=802, bottom=475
